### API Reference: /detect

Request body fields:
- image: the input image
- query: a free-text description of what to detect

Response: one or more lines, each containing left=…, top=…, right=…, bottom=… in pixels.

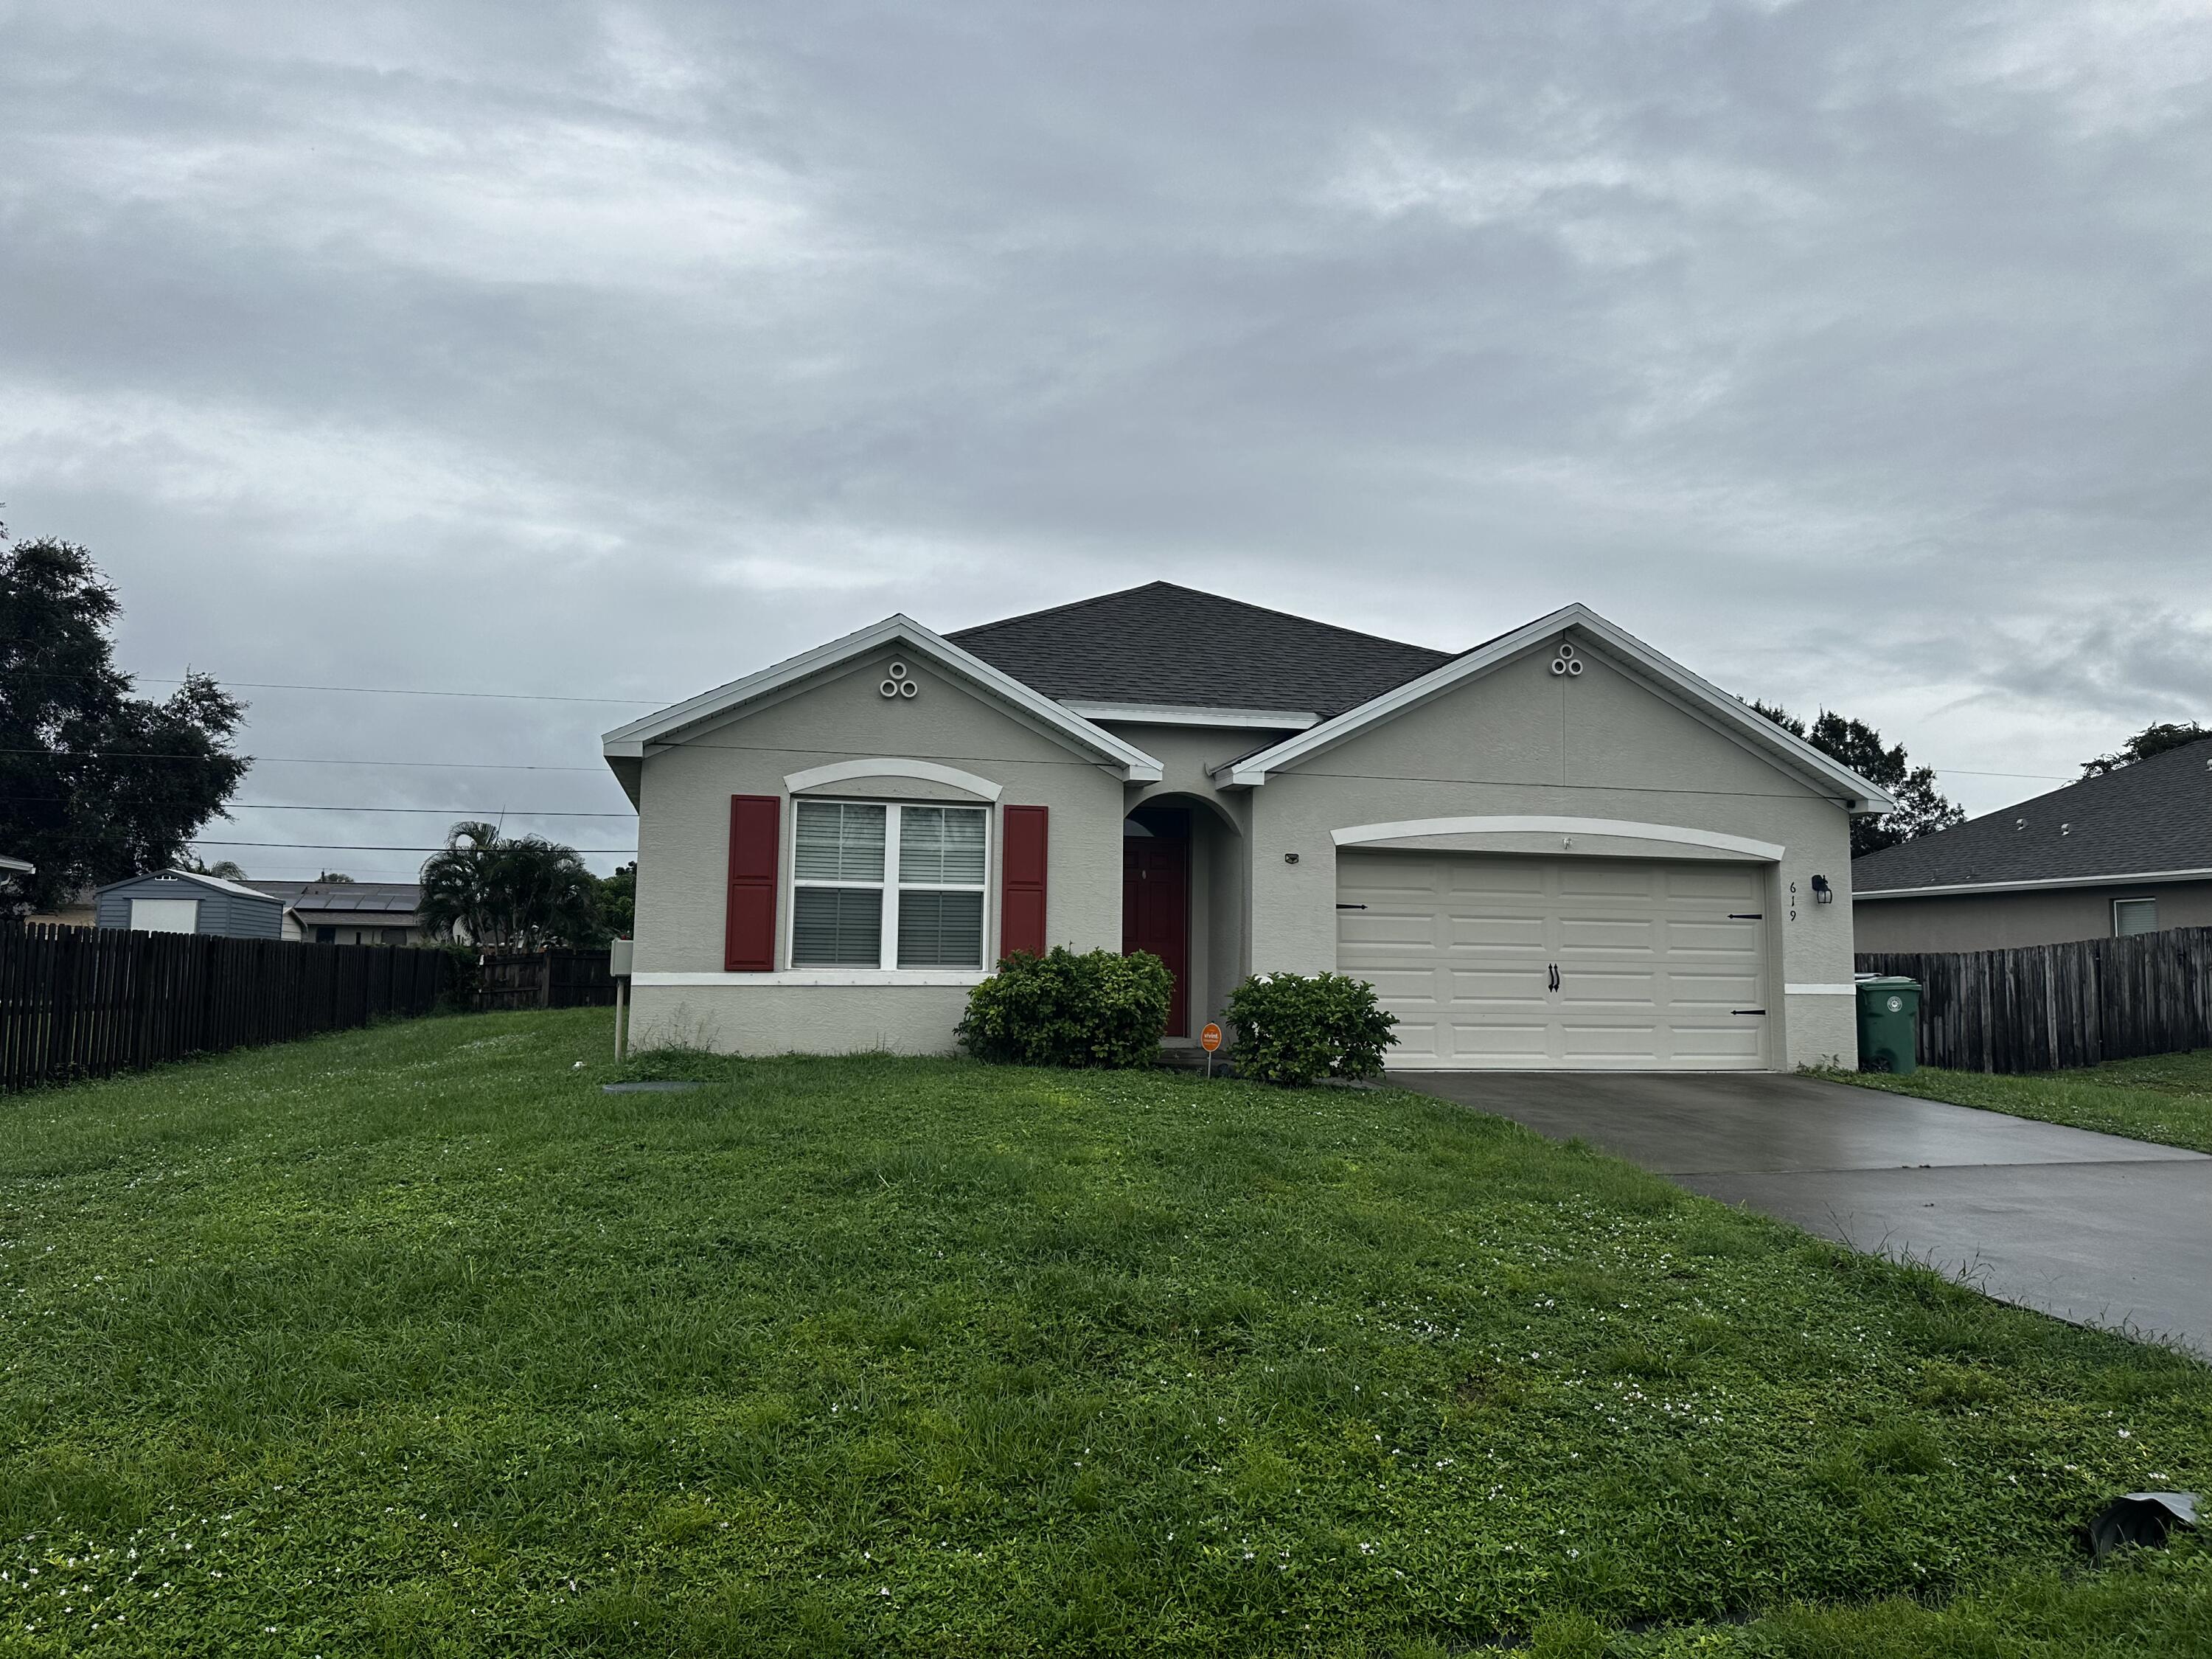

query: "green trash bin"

left=1856, top=977, right=1921, bottom=1075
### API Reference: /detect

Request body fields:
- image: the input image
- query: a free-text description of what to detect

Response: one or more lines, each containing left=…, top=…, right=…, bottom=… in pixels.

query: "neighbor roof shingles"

left=1853, top=736, right=2212, bottom=891
left=248, top=880, right=422, bottom=917
left=946, top=581, right=1458, bottom=719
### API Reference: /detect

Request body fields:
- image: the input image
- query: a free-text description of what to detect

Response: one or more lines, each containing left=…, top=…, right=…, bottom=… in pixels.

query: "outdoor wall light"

left=1810, top=874, right=1834, bottom=904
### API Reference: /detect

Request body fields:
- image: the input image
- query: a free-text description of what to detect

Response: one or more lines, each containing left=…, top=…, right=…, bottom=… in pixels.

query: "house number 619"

left=1789, top=880, right=1798, bottom=922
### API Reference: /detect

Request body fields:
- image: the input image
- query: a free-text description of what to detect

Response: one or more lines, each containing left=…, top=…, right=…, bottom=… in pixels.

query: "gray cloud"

left=4, top=0, right=2211, bottom=874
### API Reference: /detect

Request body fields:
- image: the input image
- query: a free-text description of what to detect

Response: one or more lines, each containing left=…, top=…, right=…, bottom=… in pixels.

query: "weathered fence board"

left=1858, top=925, right=2212, bottom=1073
left=0, top=922, right=451, bottom=1093
left=475, top=949, right=616, bottom=1012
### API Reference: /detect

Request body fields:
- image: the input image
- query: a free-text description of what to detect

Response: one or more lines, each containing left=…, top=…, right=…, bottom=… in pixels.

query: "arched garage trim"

left=1329, top=815, right=1785, bottom=862
left=782, top=757, right=1004, bottom=801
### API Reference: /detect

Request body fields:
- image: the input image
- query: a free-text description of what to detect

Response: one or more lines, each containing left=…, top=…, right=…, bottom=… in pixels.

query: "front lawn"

left=1837, top=1048, right=2212, bottom=1155
left=1, top=1011, right=2208, bottom=1655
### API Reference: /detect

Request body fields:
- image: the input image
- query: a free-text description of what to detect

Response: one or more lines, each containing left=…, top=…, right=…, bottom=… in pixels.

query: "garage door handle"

left=1732, top=1008, right=1767, bottom=1016
left=1335, top=903, right=1367, bottom=910
left=1548, top=964, right=1559, bottom=991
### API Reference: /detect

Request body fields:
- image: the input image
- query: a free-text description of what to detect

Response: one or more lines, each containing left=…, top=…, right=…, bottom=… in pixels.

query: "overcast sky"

left=4, top=1, right=2210, bottom=879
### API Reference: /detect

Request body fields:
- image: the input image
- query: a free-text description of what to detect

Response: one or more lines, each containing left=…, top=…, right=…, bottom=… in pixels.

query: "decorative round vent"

left=880, top=661, right=919, bottom=699
left=1549, top=641, right=1582, bottom=677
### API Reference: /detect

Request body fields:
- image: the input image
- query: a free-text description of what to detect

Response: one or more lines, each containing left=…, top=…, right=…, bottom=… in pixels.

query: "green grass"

left=1, top=1012, right=2208, bottom=1656
left=1834, top=1048, right=2212, bottom=1155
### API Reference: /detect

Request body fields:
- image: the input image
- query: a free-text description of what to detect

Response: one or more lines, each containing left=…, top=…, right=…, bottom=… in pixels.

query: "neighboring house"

left=94, top=870, right=287, bottom=938
left=0, top=855, right=38, bottom=918
left=1854, top=735, right=2212, bottom=952
left=247, top=880, right=429, bottom=945
left=602, top=583, right=1887, bottom=1072
left=5, top=857, right=97, bottom=928
left=23, top=887, right=97, bottom=928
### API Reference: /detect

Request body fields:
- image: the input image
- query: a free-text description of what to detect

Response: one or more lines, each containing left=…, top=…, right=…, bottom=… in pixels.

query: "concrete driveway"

left=1391, top=1070, right=2212, bottom=1356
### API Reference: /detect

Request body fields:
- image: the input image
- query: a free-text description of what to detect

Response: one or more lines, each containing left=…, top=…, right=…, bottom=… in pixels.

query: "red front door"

left=1123, top=831, right=1190, bottom=1037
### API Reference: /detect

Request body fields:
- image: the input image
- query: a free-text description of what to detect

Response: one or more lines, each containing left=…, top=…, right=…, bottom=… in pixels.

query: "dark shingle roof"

left=947, top=582, right=1457, bottom=718
left=1853, top=736, right=2212, bottom=891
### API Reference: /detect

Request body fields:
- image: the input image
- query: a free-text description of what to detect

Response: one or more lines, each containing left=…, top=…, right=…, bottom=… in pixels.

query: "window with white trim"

left=2113, top=897, right=2157, bottom=938
left=790, top=799, right=988, bottom=969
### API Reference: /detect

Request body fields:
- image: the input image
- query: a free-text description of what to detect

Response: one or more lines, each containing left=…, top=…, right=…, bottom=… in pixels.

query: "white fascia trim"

left=601, top=614, right=1164, bottom=781
left=1785, top=984, right=1857, bottom=995
left=1222, top=603, right=1895, bottom=813
left=782, top=758, right=1004, bottom=801
left=95, top=868, right=274, bottom=902
left=1855, top=866, right=2212, bottom=900
left=1331, top=815, right=1786, bottom=862
left=0, top=855, right=34, bottom=875
left=634, top=970, right=987, bottom=988
left=1063, top=701, right=1321, bottom=731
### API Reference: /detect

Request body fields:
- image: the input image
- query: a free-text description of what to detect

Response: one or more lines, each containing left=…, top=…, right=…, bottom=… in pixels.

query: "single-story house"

left=93, top=869, right=288, bottom=938
left=22, top=887, right=97, bottom=928
left=602, top=583, right=1888, bottom=1071
left=247, top=880, right=428, bottom=945
left=1854, top=734, right=2212, bottom=952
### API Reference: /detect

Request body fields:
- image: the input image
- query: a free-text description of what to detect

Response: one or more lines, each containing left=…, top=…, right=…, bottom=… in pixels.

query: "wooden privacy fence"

left=0, top=922, right=452, bottom=1092
left=1858, top=925, right=2212, bottom=1074
left=475, top=948, right=615, bottom=1012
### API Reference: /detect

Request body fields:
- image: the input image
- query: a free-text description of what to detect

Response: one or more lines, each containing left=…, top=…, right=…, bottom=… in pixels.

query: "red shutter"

left=1000, top=805, right=1048, bottom=961
left=725, top=795, right=780, bottom=972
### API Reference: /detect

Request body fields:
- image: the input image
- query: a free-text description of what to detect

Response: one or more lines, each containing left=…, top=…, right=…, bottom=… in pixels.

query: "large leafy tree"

left=597, top=861, right=636, bottom=937
left=1, top=530, right=248, bottom=914
left=2081, top=720, right=2209, bottom=776
left=1753, top=702, right=1964, bottom=858
left=420, top=821, right=606, bottom=949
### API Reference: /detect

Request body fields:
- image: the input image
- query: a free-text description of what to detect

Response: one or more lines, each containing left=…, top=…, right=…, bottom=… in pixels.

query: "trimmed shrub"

left=1224, top=971, right=1398, bottom=1086
left=957, top=947, right=1172, bottom=1068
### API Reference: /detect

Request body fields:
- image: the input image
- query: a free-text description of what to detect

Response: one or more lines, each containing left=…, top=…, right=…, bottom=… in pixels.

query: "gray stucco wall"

left=629, top=650, right=1128, bottom=1055
left=94, top=874, right=285, bottom=939
left=1854, top=880, right=2212, bottom=953
left=1239, top=641, right=1863, bottom=1069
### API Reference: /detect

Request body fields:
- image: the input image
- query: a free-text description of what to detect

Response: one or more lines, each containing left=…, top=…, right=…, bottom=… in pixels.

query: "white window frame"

left=787, top=797, right=992, bottom=972
left=2112, top=897, right=2157, bottom=938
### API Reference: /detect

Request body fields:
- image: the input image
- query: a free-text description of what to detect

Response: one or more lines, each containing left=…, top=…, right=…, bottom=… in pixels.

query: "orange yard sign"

left=1199, top=1023, right=1222, bottom=1052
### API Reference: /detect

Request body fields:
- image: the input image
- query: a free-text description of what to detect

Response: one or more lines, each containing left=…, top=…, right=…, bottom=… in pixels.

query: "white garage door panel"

left=1338, top=850, right=1770, bottom=1071
left=129, top=897, right=201, bottom=933
left=1449, top=969, right=1548, bottom=1001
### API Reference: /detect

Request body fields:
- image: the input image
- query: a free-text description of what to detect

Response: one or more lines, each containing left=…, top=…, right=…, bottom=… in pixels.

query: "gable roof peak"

left=602, top=611, right=1163, bottom=782
left=1219, top=602, right=1895, bottom=812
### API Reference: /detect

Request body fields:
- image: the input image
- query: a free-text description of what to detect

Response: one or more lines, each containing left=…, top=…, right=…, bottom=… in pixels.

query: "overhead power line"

left=7, top=799, right=635, bottom=815
left=191, top=841, right=638, bottom=854
left=220, top=802, right=633, bottom=816
left=17, top=669, right=676, bottom=706
left=0, top=748, right=608, bottom=772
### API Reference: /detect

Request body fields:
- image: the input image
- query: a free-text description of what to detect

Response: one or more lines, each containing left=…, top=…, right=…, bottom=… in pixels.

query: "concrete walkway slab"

left=1393, top=1070, right=2212, bottom=1356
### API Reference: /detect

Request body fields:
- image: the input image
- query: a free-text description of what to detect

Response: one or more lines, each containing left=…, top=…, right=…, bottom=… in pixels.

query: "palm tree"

left=420, top=822, right=605, bottom=949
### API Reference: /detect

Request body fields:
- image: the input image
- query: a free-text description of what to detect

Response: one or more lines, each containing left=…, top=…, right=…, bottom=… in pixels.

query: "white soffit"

left=1856, top=866, right=2212, bottom=900
left=1220, top=603, right=1896, bottom=813
left=601, top=614, right=1164, bottom=781
left=1063, top=701, right=1322, bottom=731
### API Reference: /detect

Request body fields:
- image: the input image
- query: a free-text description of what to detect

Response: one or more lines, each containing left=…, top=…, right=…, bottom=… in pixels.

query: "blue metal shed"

left=93, top=871, right=288, bottom=939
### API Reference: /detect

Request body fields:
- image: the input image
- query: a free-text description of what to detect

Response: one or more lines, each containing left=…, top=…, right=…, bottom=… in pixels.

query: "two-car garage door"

left=1336, top=851, right=1770, bottom=1071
